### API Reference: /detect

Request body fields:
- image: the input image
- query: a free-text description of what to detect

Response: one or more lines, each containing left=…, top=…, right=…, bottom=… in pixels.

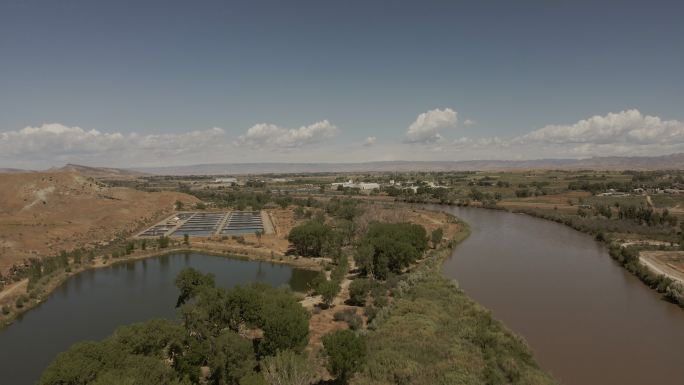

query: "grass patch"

left=353, top=271, right=555, bottom=385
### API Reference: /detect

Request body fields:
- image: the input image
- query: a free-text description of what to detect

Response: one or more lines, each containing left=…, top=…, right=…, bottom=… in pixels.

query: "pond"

left=0, top=253, right=318, bottom=385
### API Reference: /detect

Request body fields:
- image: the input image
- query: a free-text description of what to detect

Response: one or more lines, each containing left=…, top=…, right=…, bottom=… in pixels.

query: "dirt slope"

left=0, top=172, right=198, bottom=274
left=50, top=163, right=148, bottom=179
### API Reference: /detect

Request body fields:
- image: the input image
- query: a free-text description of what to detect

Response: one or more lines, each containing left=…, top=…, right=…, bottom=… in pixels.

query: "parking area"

left=137, top=211, right=272, bottom=238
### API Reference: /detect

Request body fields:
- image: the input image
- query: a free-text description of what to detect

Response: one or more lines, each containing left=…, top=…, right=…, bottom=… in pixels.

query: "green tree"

left=287, top=221, right=333, bottom=257
left=112, top=319, right=184, bottom=357
left=208, top=330, right=257, bottom=385
left=348, top=278, right=372, bottom=306
left=356, top=222, right=427, bottom=279
left=317, top=279, right=341, bottom=308
left=38, top=340, right=185, bottom=385
left=158, top=236, right=170, bottom=249
left=322, top=330, right=367, bottom=384
left=431, top=227, right=444, bottom=248
left=174, top=268, right=216, bottom=307
left=259, top=292, right=310, bottom=356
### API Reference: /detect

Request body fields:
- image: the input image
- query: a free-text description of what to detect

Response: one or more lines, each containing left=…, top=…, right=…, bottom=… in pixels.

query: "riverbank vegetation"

left=36, top=199, right=556, bottom=384
left=375, top=169, right=684, bottom=309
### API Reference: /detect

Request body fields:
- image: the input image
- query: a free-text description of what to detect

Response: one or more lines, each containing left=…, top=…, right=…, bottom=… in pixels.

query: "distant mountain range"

left=2, top=153, right=683, bottom=176
left=134, top=153, right=684, bottom=175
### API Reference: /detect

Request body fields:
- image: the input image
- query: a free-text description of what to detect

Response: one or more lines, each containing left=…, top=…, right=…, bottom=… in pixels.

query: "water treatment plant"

left=137, top=211, right=273, bottom=238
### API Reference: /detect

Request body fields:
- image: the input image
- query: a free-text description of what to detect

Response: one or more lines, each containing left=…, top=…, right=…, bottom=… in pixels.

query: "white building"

left=215, top=177, right=237, bottom=184
left=331, top=180, right=380, bottom=191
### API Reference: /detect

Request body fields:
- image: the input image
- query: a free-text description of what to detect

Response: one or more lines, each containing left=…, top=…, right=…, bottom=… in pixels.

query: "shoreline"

left=0, top=244, right=322, bottom=330
left=422, top=200, right=684, bottom=309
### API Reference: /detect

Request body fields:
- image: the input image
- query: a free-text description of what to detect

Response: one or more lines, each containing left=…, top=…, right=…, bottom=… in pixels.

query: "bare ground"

left=0, top=171, right=199, bottom=275
left=640, top=250, right=684, bottom=283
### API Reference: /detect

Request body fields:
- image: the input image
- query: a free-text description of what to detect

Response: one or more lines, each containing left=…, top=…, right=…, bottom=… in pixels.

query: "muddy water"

left=0, top=253, right=317, bottom=385
left=436, top=205, right=684, bottom=385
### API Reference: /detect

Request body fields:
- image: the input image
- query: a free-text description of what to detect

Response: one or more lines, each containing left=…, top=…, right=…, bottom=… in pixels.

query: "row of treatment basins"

left=138, top=211, right=265, bottom=238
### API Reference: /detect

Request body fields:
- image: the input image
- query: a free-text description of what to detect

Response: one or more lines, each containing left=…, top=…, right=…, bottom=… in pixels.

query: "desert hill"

left=0, top=171, right=198, bottom=274
left=134, top=153, right=684, bottom=175
left=49, top=163, right=148, bottom=179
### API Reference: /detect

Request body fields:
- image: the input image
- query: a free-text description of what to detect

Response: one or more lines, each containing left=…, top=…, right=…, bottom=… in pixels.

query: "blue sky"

left=1, top=0, right=683, bottom=168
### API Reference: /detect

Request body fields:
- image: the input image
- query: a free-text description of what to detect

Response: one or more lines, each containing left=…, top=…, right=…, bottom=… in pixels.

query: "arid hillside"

left=49, top=163, right=148, bottom=179
left=0, top=172, right=198, bottom=274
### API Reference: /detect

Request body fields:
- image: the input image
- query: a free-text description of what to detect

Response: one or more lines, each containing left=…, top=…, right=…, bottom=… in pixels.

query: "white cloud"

left=404, top=108, right=458, bottom=144
left=463, top=119, right=476, bottom=127
left=235, top=120, right=338, bottom=149
left=0, top=123, right=228, bottom=168
left=363, top=136, right=377, bottom=146
left=517, top=109, right=684, bottom=146
left=449, top=109, right=684, bottom=158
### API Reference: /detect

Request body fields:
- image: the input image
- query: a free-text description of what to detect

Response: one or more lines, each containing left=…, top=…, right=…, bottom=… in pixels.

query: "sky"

left=1, top=0, right=683, bottom=169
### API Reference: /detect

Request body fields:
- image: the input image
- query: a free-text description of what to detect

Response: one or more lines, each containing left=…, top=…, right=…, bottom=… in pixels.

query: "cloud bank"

left=1, top=109, right=682, bottom=168
left=0, top=123, right=226, bottom=161
left=453, top=109, right=684, bottom=158
left=234, top=120, right=338, bottom=149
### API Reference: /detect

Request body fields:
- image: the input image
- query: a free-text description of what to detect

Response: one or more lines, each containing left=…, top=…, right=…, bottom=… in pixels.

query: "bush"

left=317, top=279, right=341, bottom=308
left=260, top=350, right=315, bottom=385
left=1, top=305, right=10, bottom=315
left=333, top=309, right=363, bottom=330
left=348, top=278, right=372, bottom=306
left=323, top=329, right=367, bottom=383
left=15, top=294, right=28, bottom=309
left=363, top=306, right=378, bottom=323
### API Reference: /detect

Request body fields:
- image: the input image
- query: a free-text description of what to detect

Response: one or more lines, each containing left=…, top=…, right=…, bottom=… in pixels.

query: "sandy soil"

left=0, top=279, right=27, bottom=302
left=0, top=171, right=199, bottom=275
left=640, top=250, right=684, bottom=283
left=496, top=191, right=591, bottom=213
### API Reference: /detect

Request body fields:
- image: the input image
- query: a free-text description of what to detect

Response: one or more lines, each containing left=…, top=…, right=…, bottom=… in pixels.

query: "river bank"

left=403, top=196, right=684, bottom=309
left=353, top=215, right=557, bottom=385
left=438, top=205, right=684, bottom=385
left=506, top=206, right=684, bottom=308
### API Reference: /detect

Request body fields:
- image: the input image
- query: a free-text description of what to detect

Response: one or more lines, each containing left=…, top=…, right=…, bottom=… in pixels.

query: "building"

left=331, top=180, right=380, bottom=191
left=215, top=177, right=237, bottom=184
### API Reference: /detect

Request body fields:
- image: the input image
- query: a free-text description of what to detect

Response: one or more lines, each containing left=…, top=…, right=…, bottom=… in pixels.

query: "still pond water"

left=437, top=205, right=684, bottom=385
left=0, top=253, right=317, bottom=385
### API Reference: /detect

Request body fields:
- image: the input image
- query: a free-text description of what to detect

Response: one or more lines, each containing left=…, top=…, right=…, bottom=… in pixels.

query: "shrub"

left=260, top=350, right=315, bottom=385
left=348, top=278, right=372, bottom=306
left=323, top=329, right=367, bottom=383
left=317, top=280, right=341, bottom=308
left=15, top=295, right=27, bottom=309
left=364, top=306, right=378, bottom=323
left=333, top=309, right=363, bottom=331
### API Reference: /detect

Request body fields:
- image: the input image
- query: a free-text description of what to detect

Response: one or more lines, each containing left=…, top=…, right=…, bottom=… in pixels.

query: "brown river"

left=435, top=205, right=684, bottom=385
